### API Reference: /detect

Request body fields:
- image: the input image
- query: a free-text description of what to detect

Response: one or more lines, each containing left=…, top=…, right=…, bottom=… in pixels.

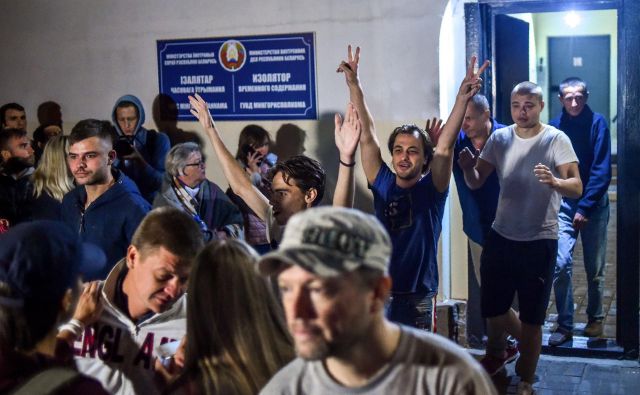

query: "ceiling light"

left=564, top=11, right=581, bottom=28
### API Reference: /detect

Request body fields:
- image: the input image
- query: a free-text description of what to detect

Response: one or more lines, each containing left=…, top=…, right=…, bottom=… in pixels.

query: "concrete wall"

left=0, top=0, right=450, bottom=202
left=1, top=0, right=476, bottom=299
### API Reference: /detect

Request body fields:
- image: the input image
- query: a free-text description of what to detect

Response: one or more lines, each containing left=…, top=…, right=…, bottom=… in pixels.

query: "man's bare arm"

left=333, top=103, right=361, bottom=208
left=458, top=147, right=495, bottom=190
left=337, top=45, right=382, bottom=185
left=430, top=57, right=490, bottom=192
left=189, top=93, right=270, bottom=221
left=534, top=161, right=583, bottom=199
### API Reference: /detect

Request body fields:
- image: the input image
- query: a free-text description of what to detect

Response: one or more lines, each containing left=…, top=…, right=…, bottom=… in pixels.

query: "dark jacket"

left=0, top=340, right=108, bottom=395
left=112, top=94, right=170, bottom=203
left=61, top=169, right=150, bottom=280
left=550, top=105, right=612, bottom=217
left=0, top=167, right=35, bottom=227
left=153, top=176, right=243, bottom=242
left=30, top=190, right=63, bottom=221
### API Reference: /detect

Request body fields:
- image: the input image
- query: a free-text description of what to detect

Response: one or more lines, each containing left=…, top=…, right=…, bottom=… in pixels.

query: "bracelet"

left=59, top=318, right=85, bottom=338
left=339, top=159, right=356, bottom=167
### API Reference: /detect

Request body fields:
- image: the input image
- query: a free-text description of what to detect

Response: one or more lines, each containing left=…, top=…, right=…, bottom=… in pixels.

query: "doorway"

left=548, top=35, right=610, bottom=121
left=464, top=0, right=639, bottom=359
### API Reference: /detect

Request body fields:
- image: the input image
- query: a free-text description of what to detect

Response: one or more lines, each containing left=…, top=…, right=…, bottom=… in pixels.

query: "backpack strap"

left=10, top=367, right=80, bottom=395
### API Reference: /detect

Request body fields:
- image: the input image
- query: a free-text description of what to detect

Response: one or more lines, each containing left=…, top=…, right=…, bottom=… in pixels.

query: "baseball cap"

left=0, top=220, right=105, bottom=308
left=258, top=206, right=391, bottom=277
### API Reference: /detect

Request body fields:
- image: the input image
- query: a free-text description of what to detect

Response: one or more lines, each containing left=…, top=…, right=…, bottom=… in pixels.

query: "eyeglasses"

left=184, top=160, right=206, bottom=169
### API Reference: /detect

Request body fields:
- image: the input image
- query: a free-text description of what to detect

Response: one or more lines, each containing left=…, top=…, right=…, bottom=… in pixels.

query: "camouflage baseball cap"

left=258, top=206, right=391, bottom=276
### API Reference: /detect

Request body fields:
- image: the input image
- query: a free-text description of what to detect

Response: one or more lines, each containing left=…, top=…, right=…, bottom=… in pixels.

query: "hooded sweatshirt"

left=71, top=260, right=186, bottom=395
left=61, top=169, right=150, bottom=280
left=549, top=105, right=612, bottom=217
left=112, top=95, right=170, bottom=203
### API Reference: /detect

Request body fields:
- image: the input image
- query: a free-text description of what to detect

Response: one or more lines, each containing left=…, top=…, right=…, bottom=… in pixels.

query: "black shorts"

left=480, top=229, right=557, bottom=326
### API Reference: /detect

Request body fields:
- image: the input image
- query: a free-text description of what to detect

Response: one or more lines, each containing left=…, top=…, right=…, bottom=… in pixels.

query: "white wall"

left=1, top=0, right=478, bottom=299
left=0, top=0, right=449, bottom=200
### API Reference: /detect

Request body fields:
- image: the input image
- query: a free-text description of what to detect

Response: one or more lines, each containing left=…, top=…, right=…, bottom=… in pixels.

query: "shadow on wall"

left=152, top=94, right=202, bottom=147
left=272, top=123, right=306, bottom=161
left=313, top=111, right=374, bottom=213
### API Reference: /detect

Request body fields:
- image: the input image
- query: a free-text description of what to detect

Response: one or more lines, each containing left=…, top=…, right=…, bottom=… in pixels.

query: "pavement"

left=470, top=350, right=640, bottom=394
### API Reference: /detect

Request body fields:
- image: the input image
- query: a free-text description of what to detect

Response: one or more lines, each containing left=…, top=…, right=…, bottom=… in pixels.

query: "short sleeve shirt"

left=260, top=325, right=497, bottom=395
left=370, top=164, right=447, bottom=294
left=480, top=125, right=578, bottom=240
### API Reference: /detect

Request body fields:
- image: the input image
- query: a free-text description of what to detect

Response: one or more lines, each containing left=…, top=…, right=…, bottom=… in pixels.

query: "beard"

left=2, top=157, right=33, bottom=175
left=295, top=338, right=330, bottom=360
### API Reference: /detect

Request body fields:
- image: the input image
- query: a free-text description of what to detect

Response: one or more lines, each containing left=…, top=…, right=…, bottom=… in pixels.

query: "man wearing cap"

left=0, top=221, right=108, bottom=394
left=259, top=207, right=496, bottom=394
left=58, top=207, right=204, bottom=395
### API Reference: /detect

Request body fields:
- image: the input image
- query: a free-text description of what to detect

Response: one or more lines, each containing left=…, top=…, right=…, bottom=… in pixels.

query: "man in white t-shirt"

left=459, top=81, right=582, bottom=394
left=258, top=207, right=496, bottom=395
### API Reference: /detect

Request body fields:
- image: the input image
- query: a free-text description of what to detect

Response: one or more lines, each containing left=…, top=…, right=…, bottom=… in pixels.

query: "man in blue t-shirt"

left=453, top=94, right=505, bottom=284
left=337, top=45, right=488, bottom=331
left=548, top=77, right=612, bottom=346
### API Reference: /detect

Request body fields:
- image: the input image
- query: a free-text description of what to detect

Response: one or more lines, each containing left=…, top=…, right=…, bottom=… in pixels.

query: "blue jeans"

left=553, top=195, right=610, bottom=331
left=385, top=292, right=437, bottom=332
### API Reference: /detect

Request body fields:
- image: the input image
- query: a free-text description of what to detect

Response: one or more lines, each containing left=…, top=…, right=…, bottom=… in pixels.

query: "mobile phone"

left=242, top=144, right=263, bottom=166
left=156, top=339, right=182, bottom=367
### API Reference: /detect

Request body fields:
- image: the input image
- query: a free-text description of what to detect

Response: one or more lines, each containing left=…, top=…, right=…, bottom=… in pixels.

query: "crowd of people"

left=0, top=44, right=611, bottom=395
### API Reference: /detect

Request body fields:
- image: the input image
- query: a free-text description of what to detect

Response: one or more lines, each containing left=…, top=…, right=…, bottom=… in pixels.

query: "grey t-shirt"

left=480, top=125, right=578, bottom=241
left=260, top=326, right=496, bottom=395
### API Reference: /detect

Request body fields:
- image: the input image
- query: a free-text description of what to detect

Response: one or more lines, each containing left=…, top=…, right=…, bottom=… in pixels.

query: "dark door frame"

left=464, top=0, right=639, bottom=358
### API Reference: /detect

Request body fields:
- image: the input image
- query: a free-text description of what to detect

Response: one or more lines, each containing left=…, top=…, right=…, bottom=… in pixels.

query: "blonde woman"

left=31, top=135, right=74, bottom=220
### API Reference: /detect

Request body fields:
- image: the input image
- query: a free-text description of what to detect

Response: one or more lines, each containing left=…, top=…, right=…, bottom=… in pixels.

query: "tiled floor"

left=487, top=354, right=640, bottom=395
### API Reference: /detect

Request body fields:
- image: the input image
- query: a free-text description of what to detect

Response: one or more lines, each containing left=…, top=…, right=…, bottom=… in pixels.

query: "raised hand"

left=246, top=150, right=263, bottom=173
left=335, top=102, right=362, bottom=161
left=73, top=281, right=103, bottom=326
left=336, top=44, right=361, bottom=86
left=188, top=93, right=215, bottom=130
left=457, top=147, right=479, bottom=170
left=425, top=117, right=444, bottom=147
left=534, top=163, right=559, bottom=189
left=457, top=56, right=490, bottom=100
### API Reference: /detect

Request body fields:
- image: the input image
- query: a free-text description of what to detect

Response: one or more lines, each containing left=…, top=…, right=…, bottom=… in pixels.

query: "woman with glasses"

left=153, top=142, right=243, bottom=241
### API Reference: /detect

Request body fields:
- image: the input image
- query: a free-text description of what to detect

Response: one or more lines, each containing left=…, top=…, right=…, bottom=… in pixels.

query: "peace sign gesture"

left=457, top=56, right=490, bottom=100
left=337, top=44, right=361, bottom=86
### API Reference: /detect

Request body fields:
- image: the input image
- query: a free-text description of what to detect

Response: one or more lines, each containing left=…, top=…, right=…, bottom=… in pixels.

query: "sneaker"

left=480, top=343, right=519, bottom=376
left=583, top=320, right=603, bottom=337
left=548, top=328, right=572, bottom=346
left=516, top=381, right=535, bottom=395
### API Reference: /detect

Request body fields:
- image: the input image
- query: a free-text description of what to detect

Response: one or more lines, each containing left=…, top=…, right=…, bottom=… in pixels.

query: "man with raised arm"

left=338, top=45, right=488, bottom=331
left=459, top=81, right=582, bottom=394
left=189, top=94, right=361, bottom=246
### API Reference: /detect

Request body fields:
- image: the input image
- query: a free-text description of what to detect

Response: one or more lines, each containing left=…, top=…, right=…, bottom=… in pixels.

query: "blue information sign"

left=157, top=32, right=317, bottom=120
